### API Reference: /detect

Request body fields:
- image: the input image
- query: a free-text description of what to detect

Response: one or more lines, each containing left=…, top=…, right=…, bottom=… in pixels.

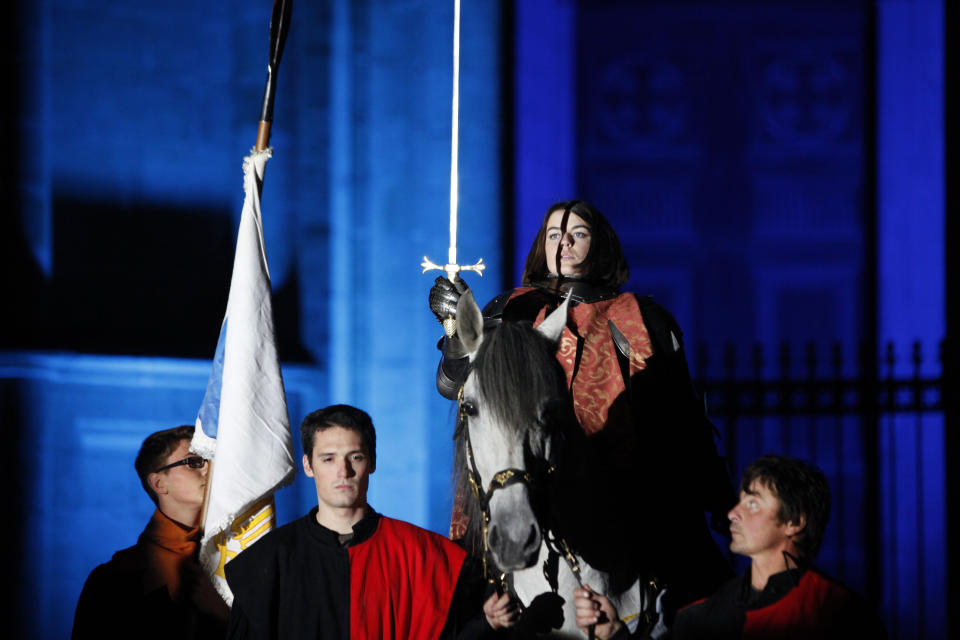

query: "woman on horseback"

left=430, top=200, right=735, bottom=617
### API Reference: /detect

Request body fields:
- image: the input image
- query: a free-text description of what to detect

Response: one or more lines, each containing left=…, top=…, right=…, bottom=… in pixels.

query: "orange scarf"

left=140, top=509, right=199, bottom=601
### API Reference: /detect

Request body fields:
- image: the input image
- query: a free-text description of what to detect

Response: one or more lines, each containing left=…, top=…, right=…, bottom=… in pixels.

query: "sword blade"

left=423, top=0, right=483, bottom=292
left=448, top=0, right=461, bottom=272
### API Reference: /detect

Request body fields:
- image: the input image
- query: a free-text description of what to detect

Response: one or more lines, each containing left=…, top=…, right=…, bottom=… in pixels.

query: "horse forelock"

left=472, top=320, right=565, bottom=435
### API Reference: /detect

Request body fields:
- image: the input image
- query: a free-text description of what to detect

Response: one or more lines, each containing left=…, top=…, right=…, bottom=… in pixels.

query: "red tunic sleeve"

left=349, top=517, right=468, bottom=640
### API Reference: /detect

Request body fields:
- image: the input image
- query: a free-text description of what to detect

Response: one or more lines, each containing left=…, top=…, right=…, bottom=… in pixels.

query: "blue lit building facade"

left=0, top=1, right=950, bottom=638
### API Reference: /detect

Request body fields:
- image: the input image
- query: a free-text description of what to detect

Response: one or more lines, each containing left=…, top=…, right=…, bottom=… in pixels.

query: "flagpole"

left=198, top=0, right=293, bottom=537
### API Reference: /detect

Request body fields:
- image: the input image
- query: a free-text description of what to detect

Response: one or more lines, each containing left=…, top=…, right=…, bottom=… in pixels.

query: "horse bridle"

left=459, top=388, right=535, bottom=506
left=456, top=386, right=586, bottom=598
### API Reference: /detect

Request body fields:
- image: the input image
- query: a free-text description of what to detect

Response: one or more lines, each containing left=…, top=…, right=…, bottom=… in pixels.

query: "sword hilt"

left=421, top=255, right=485, bottom=282
left=422, top=255, right=485, bottom=337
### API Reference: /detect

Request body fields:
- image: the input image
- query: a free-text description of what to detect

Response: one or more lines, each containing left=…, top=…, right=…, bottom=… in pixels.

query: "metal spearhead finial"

left=255, top=0, right=293, bottom=151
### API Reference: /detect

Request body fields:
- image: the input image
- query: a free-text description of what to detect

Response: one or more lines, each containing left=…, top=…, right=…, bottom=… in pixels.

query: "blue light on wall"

left=876, top=1, right=946, bottom=637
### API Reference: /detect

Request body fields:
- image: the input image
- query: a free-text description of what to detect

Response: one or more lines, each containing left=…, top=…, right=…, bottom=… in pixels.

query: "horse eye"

left=461, top=400, right=478, bottom=417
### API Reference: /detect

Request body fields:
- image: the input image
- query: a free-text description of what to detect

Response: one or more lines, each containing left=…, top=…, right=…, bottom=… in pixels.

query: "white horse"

left=451, top=290, right=658, bottom=638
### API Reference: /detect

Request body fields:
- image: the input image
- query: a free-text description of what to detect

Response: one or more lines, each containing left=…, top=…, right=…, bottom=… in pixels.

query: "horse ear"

left=536, top=292, right=570, bottom=343
left=456, top=289, right=484, bottom=357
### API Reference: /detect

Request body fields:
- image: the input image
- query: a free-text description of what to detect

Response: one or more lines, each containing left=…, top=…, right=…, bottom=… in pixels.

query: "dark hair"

left=134, top=425, right=195, bottom=505
left=521, top=200, right=629, bottom=289
left=300, top=404, right=377, bottom=470
left=740, top=454, right=831, bottom=561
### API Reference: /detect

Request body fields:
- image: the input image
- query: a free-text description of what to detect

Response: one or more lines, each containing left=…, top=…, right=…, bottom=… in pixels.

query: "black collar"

left=305, top=505, right=381, bottom=548
left=738, top=566, right=806, bottom=609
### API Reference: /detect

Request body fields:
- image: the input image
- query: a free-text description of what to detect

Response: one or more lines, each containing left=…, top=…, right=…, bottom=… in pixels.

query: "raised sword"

left=422, top=0, right=484, bottom=337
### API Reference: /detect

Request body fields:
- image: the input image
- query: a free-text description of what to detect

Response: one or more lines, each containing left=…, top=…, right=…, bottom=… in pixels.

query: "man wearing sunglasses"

left=72, top=425, right=229, bottom=639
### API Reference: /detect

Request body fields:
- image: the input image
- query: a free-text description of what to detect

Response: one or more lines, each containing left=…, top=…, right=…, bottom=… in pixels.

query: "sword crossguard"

left=421, top=256, right=485, bottom=282
left=422, top=255, right=485, bottom=338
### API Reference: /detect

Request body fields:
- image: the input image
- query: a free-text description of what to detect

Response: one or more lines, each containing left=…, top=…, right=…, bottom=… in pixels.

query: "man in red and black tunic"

left=225, top=404, right=516, bottom=639
left=574, top=454, right=887, bottom=639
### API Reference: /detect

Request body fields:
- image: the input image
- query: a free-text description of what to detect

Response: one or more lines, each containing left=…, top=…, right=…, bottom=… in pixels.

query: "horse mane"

left=452, top=319, right=570, bottom=557
left=475, top=320, right=565, bottom=436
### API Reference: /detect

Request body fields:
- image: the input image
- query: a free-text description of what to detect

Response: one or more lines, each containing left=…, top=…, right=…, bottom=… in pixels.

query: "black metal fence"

left=695, top=340, right=943, bottom=418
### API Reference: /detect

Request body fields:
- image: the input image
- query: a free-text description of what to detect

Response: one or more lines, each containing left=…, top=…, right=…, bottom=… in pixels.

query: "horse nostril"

left=488, top=525, right=500, bottom=549
left=525, top=524, right=538, bottom=549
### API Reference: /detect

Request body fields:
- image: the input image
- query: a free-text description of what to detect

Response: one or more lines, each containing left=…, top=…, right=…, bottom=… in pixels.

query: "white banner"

left=191, top=148, right=295, bottom=603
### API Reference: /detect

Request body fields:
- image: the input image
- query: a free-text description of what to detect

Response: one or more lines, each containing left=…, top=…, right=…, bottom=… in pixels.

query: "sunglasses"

left=154, top=455, right=207, bottom=473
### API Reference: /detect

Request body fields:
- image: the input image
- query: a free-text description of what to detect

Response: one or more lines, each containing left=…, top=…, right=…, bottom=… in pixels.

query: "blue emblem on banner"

left=198, top=319, right=228, bottom=438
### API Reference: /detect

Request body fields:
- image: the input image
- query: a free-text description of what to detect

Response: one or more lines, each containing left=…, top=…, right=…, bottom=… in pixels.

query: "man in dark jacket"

left=72, top=425, right=229, bottom=639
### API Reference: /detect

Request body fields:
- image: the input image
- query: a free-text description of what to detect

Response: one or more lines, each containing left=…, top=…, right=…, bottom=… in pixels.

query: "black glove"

left=429, top=276, right=468, bottom=325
